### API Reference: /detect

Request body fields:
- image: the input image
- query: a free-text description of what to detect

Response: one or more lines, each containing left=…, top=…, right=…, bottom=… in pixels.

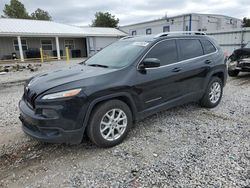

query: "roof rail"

left=119, top=36, right=134, bottom=40
left=154, top=31, right=206, bottom=38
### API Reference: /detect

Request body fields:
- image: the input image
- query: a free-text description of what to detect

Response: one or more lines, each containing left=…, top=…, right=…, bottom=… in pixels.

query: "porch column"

left=55, top=36, right=61, bottom=60
left=93, top=37, right=97, bottom=53
left=17, top=36, right=24, bottom=62
left=86, top=37, right=90, bottom=57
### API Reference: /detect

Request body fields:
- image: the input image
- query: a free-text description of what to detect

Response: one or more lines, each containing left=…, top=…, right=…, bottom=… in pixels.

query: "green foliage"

left=242, top=17, right=250, bottom=27
left=2, top=0, right=52, bottom=21
left=3, top=0, right=30, bottom=19
left=31, top=8, right=52, bottom=21
left=92, top=12, right=119, bottom=28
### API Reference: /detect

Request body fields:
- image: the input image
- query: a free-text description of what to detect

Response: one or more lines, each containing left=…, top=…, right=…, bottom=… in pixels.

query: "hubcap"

left=209, top=82, right=221, bottom=104
left=100, top=108, right=127, bottom=141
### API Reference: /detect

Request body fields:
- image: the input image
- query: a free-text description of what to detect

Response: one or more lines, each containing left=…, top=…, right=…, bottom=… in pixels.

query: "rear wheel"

left=200, top=77, right=223, bottom=108
left=87, top=100, right=132, bottom=147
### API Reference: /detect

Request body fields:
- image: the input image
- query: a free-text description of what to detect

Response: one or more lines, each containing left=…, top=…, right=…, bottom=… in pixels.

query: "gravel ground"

left=0, top=58, right=85, bottom=86
left=0, top=72, right=249, bottom=188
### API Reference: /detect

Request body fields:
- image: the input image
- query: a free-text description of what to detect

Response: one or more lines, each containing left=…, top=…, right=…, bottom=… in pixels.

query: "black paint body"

left=19, top=35, right=227, bottom=144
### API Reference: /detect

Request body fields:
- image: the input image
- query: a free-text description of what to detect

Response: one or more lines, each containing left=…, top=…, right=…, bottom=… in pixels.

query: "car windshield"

left=85, top=40, right=149, bottom=68
left=244, top=41, right=250, bottom=48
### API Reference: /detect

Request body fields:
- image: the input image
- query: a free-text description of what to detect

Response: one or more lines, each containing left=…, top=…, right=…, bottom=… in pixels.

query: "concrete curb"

left=0, top=79, right=27, bottom=89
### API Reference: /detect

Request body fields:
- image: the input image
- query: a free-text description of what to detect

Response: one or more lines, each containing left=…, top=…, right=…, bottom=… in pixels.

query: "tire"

left=87, top=100, right=132, bottom=147
left=228, top=69, right=239, bottom=77
left=200, top=77, right=223, bottom=108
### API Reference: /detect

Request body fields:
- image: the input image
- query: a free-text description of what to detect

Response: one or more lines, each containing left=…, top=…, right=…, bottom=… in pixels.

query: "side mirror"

left=139, top=58, right=161, bottom=69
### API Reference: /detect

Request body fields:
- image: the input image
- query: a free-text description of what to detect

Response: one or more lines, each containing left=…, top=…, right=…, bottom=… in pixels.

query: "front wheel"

left=200, top=77, right=223, bottom=108
left=87, top=100, right=132, bottom=147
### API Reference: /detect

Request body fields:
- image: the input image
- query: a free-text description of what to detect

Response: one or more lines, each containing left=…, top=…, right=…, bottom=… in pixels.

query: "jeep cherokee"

left=19, top=32, right=227, bottom=147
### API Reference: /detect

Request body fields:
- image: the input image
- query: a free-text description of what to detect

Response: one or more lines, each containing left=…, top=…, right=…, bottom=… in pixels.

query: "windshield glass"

left=85, top=40, right=149, bottom=68
left=244, top=41, right=250, bottom=48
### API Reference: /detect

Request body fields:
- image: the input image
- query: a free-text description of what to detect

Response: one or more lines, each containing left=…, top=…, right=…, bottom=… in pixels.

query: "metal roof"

left=120, top=13, right=242, bottom=28
left=0, top=18, right=126, bottom=37
left=79, top=26, right=127, bottom=37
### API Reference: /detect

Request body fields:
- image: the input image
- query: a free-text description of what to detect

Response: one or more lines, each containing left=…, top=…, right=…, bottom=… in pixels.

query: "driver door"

left=135, top=39, right=183, bottom=110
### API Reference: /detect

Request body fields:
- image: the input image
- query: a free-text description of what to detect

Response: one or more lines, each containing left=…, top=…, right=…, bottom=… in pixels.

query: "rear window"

left=178, top=39, right=203, bottom=61
left=201, top=39, right=216, bottom=54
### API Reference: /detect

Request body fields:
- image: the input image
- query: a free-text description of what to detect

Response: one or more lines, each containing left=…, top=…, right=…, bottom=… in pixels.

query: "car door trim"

left=145, top=97, right=162, bottom=104
left=137, top=38, right=218, bottom=70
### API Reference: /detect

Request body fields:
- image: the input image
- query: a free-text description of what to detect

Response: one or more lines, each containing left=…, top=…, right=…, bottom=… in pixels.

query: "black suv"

left=19, top=32, right=227, bottom=147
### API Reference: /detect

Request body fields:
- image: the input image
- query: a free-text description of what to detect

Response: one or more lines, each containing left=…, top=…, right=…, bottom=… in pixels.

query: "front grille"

left=239, top=62, right=250, bottom=68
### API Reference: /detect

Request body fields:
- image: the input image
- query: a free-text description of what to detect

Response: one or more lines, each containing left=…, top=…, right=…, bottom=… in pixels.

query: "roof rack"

left=119, top=36, right=134, bottom=40
left=154, top=31, right=206, bottom=38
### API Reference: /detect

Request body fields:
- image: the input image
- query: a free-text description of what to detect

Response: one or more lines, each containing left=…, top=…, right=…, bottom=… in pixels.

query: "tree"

left=92, top=12, right=119, bottom=28
left=2, top=0, right=52, bottom=21
left=3, top=0, right=30, bottom=19
left=242, top=17, right=250, bottom=27
left=31, top=8, right=52, bottom=21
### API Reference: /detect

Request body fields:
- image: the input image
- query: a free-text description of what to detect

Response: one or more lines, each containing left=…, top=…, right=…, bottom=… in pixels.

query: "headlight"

left=42, top=88, right=82, bottom=100
left=228, top=61, right=237, bottom=67
left=228, top=61, right=237, bottom=70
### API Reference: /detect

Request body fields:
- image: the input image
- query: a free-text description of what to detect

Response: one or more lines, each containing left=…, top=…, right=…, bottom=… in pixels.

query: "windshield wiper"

left=87, top=64, right=109, bottom=68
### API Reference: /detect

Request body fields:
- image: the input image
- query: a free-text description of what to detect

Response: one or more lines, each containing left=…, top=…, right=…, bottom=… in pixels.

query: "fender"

left=81, top=92, right=138, bottom=132
left=203, top=66, right=227, bottom=90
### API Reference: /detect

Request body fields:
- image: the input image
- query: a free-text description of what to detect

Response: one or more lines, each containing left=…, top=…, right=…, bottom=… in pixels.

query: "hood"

left=233, top=48, right=250, bottom=59
left=26, top=64, right=117, bottom=95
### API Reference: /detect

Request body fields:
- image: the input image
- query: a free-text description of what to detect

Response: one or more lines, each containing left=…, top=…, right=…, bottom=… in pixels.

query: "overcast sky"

left=0, top=0, right=250, bottom=26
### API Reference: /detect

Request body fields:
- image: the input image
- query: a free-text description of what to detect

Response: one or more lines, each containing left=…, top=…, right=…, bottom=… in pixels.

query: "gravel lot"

left=0, top=59, right=85, bottom=85
left=0, top=69, right=249, bottom=187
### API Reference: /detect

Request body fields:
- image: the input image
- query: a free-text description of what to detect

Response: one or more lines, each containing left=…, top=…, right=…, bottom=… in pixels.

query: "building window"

left=13, top=39, right=28, bottom=51
left=146, top=28, right=152, bottom=35
left=132, top=30, right=136, bottom=36
left=163, top=26, right=170, bottom=32
left=65, top=39, right=75, bottom=49
left=41, top=40, right=53, bottom=50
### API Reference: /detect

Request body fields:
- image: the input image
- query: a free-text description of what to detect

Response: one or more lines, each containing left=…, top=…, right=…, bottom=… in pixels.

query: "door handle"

left=205, top=60, right=212, bottom=64
left=172, top=67, right=182, bottom=72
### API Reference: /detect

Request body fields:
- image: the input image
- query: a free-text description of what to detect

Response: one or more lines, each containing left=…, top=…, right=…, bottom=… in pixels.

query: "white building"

left=0, top=18, right=126, bottom=61
left=120, top=13, right=242, bottom=35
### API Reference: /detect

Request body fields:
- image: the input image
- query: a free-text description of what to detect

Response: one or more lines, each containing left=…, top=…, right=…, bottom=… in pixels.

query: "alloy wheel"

left=100, top=108, right=128, bottom=141
left=209, top=82, right=221, bottom=104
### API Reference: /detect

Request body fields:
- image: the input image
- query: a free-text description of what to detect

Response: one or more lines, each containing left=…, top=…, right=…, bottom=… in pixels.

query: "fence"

left=207, top=27, right=250, bottom=54
left=0, top=47, right=71, bottom=64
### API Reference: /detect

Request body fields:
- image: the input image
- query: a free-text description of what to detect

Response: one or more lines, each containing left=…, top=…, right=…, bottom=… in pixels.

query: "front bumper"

left=228, top=60, right=250, bottom=72
left=19, top=99, right=84, bottom=144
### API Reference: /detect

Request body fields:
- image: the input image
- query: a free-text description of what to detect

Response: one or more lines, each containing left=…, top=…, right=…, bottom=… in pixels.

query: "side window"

left=200, top=39, right=216, bottom=54
left=145, top=40, right=177, bottom=66
left=178, top=39, right=203, bottom=61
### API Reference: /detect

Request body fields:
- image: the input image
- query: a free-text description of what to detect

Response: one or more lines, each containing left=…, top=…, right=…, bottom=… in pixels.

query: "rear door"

left=175, top=38, right=215, bottom=96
